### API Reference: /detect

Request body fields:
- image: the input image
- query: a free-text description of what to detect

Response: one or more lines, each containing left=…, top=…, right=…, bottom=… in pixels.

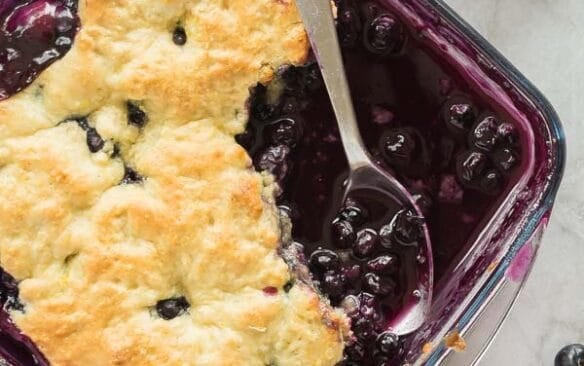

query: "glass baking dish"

left=379, top=0, right=566, bottom=364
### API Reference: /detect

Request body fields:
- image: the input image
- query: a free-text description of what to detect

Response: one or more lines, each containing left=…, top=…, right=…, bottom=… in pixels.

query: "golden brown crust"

left=0, top=0, right=347, bottom=365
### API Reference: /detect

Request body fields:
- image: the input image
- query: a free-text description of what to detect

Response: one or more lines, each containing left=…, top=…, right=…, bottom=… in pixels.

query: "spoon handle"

left=296, top=0, right=370, bottom=169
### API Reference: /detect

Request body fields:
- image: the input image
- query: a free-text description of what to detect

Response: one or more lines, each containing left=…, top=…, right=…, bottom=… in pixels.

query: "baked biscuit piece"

left=0, top=0, right=348, bottom=365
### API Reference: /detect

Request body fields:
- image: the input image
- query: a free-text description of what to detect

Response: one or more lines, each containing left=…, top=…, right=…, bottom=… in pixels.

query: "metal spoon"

left=295, top=0, right=433, bottom=335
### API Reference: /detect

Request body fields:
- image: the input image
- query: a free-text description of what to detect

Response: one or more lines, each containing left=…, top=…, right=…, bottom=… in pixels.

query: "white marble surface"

left=443, top=0, right=584, bottom=365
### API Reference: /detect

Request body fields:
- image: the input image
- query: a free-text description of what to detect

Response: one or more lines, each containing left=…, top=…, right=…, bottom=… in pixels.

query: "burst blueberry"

left=469, top=116, right=500, bottom=151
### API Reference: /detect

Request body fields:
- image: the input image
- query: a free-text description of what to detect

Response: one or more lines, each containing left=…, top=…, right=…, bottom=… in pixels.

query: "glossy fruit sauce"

left=0, top=0, right=527, bottom=365
left=239, top=0, right=525, bottom=364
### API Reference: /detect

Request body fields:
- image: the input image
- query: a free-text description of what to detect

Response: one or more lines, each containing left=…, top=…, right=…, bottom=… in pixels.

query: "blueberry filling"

left=0, top=0, right=79, bottom=100
left=66, top=117, right=105, bottom=153
left=121, top=166, right=144, bottom=184
left=172, top=25, right=187, bottom=46
left=155, top=296, right=189, bottom=320
left=237, top=0, right=524, bottom=363
left=126, top=101, right=148, bottom=127
left=0, top=269, right=23, bottom=312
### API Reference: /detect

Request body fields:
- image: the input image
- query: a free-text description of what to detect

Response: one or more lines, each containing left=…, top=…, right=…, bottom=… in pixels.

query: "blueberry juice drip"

left=239, top=0, right=525, bottom=364
left=0, top=0, right=80, bottom=100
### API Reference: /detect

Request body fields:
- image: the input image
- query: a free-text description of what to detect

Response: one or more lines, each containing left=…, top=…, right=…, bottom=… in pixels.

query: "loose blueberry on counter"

left=172, top=26, right=187, bottom=46
left=126, top=101, right=148, bottom=127
left=555, top=344, right=584, bottom=366
left=155, top=296, right=189, bottom=320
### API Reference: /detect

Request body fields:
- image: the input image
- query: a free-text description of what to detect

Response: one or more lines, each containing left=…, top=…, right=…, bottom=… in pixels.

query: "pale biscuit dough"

left=0, top=0, right=348, bottom=364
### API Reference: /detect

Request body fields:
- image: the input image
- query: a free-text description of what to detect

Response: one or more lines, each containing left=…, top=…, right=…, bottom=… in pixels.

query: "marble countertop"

left=443, top=0, right=584, bottom=365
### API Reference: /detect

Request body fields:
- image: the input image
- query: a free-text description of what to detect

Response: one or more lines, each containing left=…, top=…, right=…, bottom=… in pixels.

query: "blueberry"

left=172, top=26, right=187, bottom=46
left=155, top=296, right=189, bottom=320
left=86, top=127, right=104, bottom=153
left=353, top=228, right=378, bottom=258
left=122, top=166, right=144, bottom=184
left=257, top=144, right=291, bottom=183
left=469, top=116, right=500, bottom=151
left=491, top=147, right=518, bottom=173
left=0, top=269, right=24, bottom=312
left=345, top=340, right=366, bottom=361
left=346, top=292, right=382, bottom=340
left=268, top=118, right=300, bottom=146
left=390, top=209, right=424, bottom=246
left=363, top=13, right=404, bottom=56
left=337, top=0, right=361, bottom=48
left=126, top=101, right=148, bottom=127
left=480, top=169, right=502, bottom=195
left=377, top=332, right=400, bottom=355
left=321, top=270, right=346, bottom=297
left=338, top=203, right=367, bottom=226
left=343, top=264, right=362, bottom=281
left=555, top=344, right=584, bottom=366
left=378, top=223, right=395, bottom=249
left=497, top=122, right=519, bottom=146
left=380, top=128, right=418, bottom=167
left=365, top=255, right=399, bottom=274
left=444, top=102, right=476, bottom=133
left=309, top=249, right=340, bottom=272
left=363, top=272, right=395, bottom=296
left=456, top=150, right=487, bottom=186
left=331, top=219, right=356, bottom=249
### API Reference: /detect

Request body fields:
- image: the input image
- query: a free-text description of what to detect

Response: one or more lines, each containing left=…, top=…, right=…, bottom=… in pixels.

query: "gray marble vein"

left=444, top=0, right=584, bottom=364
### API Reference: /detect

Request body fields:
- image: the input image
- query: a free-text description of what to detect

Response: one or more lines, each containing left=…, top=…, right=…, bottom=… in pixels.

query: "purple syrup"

left=241, top=0, right=526, bottom=364
left=0, top=0, right=79, bottom=100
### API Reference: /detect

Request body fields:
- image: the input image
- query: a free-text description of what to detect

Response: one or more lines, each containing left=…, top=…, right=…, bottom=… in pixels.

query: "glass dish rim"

left=419, top=0, right=566, bottom=364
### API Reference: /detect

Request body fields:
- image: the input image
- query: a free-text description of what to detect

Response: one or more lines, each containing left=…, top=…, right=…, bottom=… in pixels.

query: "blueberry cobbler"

left=0, top=0, right=527, bottom=365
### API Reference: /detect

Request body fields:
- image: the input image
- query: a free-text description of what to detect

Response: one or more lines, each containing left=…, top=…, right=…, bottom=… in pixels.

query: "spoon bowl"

left=296, top=0, right=433, bottom=336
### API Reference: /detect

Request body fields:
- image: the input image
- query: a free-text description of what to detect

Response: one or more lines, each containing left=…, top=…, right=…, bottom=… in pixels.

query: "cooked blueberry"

left=363, top=13, right=404, bottom=56
left=491, top=147, right=518, bottom=173
left=331, top=219, right=356, bottom=249
left=0, top=269, right=24, bottom=312
left=555, top=344, right=584, bottom=366
left=172, top=26, right=187, bottom=46
left=283, top=281, right=294, bottom=293
left=380, top=128, right=417, bottom=167
left=268, top=118, right=300, bottom=146
left=469, top=116, right=500, bottom=151
left=343, top=264, right=362, bottom=281
left=337, top=0, right=361, bottom=48
left=86, top=127, right=104, bottom=153
left=456, top=150, right=487, bottom=185
left=126, top=101, right=148, bottom=127
left=353, top=228, right=378, bottom=258
left=480, top=169, right=502, bottom=195
left=156, top=296, right=189, bottom=320
left=122, top=166, right=144, bottom=184
left=497, top=122, right=519, bottom=146
left=345, top=340, right=366, bottom=361
left=390, top=209, right=424, bottom=246
left=378, top=223, right=395, bottom=249
left=309, top=249, right=340, bottom=272
left=257, top=145, right=291, bottom=183
left=377, top=332, right=400, bottom=355
left=444, top=102, right=476, bottom=133
left=338, top=203, right=367, bottom=226
left=363, top=272, right=395, bottom=296
left=321, top=270, right=346, bottom=297
left=365, top=255, right=399, bottom=274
